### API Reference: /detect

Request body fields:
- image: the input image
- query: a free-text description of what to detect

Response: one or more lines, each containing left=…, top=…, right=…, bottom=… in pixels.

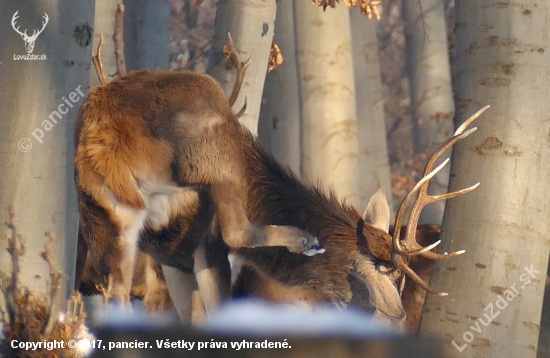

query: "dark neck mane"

left=241, top=128, right=360, bottom=246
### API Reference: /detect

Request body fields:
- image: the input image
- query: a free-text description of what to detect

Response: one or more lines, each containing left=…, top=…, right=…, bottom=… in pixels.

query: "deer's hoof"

left=303, top=246, right=325, bottom=256
left=300, top=237, right=325, bottom=256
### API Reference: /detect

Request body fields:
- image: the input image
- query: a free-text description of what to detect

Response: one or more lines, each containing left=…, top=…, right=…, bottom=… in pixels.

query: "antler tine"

left=391, top=106, right=488, bottom=294
left=92, top=34, right=109, bottom=85
left=226, top=33, right=252, bottom=107
left=235, top=96, right=248, bottom=119
left=392, top=158, right=449, bottom=253
left=455, top=105, right=490, bottom=136
left=394, top=256, right=448, bottom=296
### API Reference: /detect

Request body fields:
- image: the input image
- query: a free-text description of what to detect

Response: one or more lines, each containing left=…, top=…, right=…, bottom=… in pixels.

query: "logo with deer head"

left=11, top=11, right=49, bottom=54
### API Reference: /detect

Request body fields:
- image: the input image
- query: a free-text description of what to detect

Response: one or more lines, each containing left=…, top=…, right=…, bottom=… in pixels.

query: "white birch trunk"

left=403, top=0, right=454, bottom=224
left=350, top=10, right=392, bottom=215
left=207, top=0, right=276, bottom=134
left=0, top=0, right=94, bottom=298
left=123, top=0, right=171, bottom=71
left=257, top=0, right=301, bottom=175
left=90, top=0, right=117, bottom=87
left=419, top=2, right=550, bottom=357
left=294, top=2, right=362, bottom=209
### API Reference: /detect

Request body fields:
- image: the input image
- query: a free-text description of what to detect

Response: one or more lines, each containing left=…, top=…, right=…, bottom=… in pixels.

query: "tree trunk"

left=0, top=0, right=94, bottom=297
left=539, top=265, right=550, bottom=357
left=350, top=10, right=392, bottom=215
left=419, top=1, right=550, bottom=357
left=294, top=2, right=362, bottom=209
left=90, top=0, right=118, bottom=87
left=123, top=0, right=171, bottom=71
left=257, top=0, right=301, bottom=175
left=403, top=0, right=454, bottom=224
left=207, top=0, right=276, bottom=134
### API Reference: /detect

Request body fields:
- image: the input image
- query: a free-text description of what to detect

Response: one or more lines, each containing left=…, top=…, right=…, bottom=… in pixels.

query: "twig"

left=41, top=232, right=66, bottom=336
left=92, top=34, right=108, bottom=85
left=3, top=206, right=25, bottom=326
left=113, top=4, right=127, bottom=76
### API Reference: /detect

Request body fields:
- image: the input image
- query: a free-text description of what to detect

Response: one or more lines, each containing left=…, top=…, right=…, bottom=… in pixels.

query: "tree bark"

left=419, top=1, right=550, bottom=357
left=207, top=0, right=276, bottom=134
left=0, top=0, right=94, bottom=298
left=350, top=10, right=392, bottom=215
left=539, top=266, right=550, bottom=357
left=294, top=2, right=362, bottom=209
left=123, top=0, right=171, bottom=71
left=90, top=0, right=118, bottom=87
left=257, top=0, right=301, bottom=175
left=403, top=0, right=454, bottom=224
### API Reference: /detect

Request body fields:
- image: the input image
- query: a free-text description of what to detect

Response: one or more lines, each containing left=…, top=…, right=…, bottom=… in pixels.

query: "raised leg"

left=173, top=114, right=322, bottom=255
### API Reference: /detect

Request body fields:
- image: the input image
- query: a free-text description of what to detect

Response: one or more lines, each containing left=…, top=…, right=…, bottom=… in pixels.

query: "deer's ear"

left=362, top=188, right=390, bottom=233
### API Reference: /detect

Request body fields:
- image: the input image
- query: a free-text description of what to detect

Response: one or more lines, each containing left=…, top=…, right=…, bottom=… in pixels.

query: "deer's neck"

left=240, top=128, right=359, bottom=245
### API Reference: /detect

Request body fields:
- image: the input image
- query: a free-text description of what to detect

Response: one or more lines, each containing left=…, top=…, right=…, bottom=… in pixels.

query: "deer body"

left=74, top=70, right=321, bottom=321
left=76, top=69, right=486, bottom=324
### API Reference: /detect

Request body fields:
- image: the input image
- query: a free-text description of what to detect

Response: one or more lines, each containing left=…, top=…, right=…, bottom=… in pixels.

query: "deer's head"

left=357, top=106, right=489, bottom=323
left=11, top=11, right=49, bottom=54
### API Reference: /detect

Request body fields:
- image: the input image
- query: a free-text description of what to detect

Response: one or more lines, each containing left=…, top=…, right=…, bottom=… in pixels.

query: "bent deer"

left=74, top=70, right=323, bottom=321
left=231, top=106, right=488, bottom=322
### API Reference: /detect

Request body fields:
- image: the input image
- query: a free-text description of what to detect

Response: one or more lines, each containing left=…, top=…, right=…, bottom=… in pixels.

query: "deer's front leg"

left=193, top=234, right=231, bottom=316
left=162, top=265, right=197, bottom=323
left=209, top=181, right=322, bottom=255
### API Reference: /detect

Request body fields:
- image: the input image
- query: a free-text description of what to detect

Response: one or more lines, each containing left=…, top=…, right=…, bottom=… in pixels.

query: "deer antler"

left=391, top=105, right=490, bottom=296
left=92, top=34, right=108, bottom=85
left=223, top=33, right=252, bottom=109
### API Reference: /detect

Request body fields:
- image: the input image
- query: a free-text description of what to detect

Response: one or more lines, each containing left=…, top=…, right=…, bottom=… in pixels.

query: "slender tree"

left=257, top=0, right=301, bottom=175
left=207, top=0, right=276, bottom=134
left=0, top=1, right=94, bottom=298
left=540, top=272, right=550, bottom=357
left=123, top=0, right=170, bottom=71
left=90, top=0, right=117, bottom=87
left=294, top=2, right=362, bottom=209
left=419, top=1, right=550, bottom=357
left=350, top=9, right=393, bottom=214
left=403, top=0, right=454, bottom=224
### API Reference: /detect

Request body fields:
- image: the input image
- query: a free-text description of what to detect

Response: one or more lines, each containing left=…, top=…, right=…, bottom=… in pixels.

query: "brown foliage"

left=0, top=208, right=89, bottom=358
left=312, top=0, right=382, bottom=19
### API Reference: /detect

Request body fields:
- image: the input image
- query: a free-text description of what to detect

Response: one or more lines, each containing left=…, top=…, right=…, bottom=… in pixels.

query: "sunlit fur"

left=74, top=71, right=320, bottom=318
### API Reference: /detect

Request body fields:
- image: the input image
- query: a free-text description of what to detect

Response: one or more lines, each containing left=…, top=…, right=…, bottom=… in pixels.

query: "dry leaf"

left=268, top=42, right=284, bottom=73
left=312, top=0, right=382, bottom=19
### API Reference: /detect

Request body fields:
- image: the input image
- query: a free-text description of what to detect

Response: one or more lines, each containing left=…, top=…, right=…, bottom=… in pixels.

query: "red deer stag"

left=74, top=70, right=324, bottom=322
left=231, top=105, right=488, bottom=322
left=75, top=48, right=488, bottom=322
